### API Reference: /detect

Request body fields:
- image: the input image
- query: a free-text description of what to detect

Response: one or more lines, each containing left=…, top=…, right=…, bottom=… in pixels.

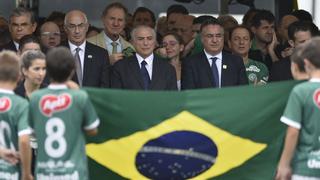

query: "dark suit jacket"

left=181, top=51, right=248, bottom=90
left=269, top=57, right=293, bottom=82
left=0, top=41, right=18, bottom=52
left=63, top=41, right=110, bottom=88
left=110, top=54, right=177, bottom=90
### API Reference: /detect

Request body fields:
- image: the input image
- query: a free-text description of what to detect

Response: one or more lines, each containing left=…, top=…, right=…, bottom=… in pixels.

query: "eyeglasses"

left=41, top=32, right=61, bottom=37
left=161, top=41, right=179, bottom=48
left=65, top=23, right=87, bottom=31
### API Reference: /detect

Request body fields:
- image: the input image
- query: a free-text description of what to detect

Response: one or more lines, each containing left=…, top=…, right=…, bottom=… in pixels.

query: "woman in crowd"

left=15, top=50, right=46, bottom=98
left=161, top=33, right=184, bottom=90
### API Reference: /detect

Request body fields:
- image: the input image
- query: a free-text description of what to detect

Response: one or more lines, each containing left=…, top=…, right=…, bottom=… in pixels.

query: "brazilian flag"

left=85, top=81, right=297, bottom=180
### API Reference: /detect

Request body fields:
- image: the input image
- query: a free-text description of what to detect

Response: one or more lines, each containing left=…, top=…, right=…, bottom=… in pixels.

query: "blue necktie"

left=140, top=60, right=151, bottom=90
left=211, top=57, right=219, bottom=87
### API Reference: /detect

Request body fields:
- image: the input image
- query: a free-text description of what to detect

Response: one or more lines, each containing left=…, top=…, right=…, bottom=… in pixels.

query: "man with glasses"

left=0, top=7, right=37, bottom=52
left=63, top=10, right=110, bottom=88
left=39, top=21, right=61, bottom=53
left=181, top=19, right=248, bottom=90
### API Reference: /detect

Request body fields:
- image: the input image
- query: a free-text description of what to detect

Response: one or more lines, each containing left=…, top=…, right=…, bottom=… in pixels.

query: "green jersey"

left=29, top=85, right=99, bottom=180
left=0, top=89, right=30, bottom=180
left=245, top=59, right=269, bottom=85
left=281, top=78, right=320, bottom=177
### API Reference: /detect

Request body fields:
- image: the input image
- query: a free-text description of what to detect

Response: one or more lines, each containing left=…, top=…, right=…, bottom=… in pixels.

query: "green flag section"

left=85, top=80, right=297, bottom=180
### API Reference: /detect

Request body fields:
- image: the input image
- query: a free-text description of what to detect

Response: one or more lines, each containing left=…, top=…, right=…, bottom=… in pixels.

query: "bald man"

left=39, top=21, right=61, bottom=52
left=171, top=15, right=195, bottom=45
left=278, top=15, right=299, bottom=44
left=63, top=10, right=110, bottom=88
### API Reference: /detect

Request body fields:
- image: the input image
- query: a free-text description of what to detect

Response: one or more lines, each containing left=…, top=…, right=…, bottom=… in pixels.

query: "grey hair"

left=9, top=7, right=35, bottom=24
left=21, top=50, right=46, bottom=69
left=64, top=10, right=88, bottom=25
left=131, top=25, right=156, bottom=41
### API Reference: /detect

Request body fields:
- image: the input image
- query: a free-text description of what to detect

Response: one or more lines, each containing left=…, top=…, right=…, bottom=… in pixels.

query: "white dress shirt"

left=204, top=50, right=223, bottom=87
left=104, top=33, right=122, bottom=54
left=136, top=53, right=154, bottom=80
left=68, top=41, right=86, bottom=75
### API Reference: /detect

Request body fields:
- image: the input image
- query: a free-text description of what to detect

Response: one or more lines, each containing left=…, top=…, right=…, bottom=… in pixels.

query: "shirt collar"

left=136, top=53, right=154, bottom=66
left=68, top=41, right=86, bottom=52
left=104, top=32, right=120, bottom=44
left=48, top=84, right=68, bottom=89
left=309, top=78, right=320, bottom=82
left=0, top=88, right=14, bottom=94
left=13, top=41, right=19, bottom=51
left=204, top=50, right=222, bottom=60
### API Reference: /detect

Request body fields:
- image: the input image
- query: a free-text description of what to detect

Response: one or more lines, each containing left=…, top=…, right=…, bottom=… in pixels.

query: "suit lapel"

left=221, top=52, right=229, bottom=87
left=97, top=32, right=106, bottom=49
left=129, top=56, right=144, bottom=88
left=63, top=43, right=79, bottom=83
left=199, top=52, right=214, bottom=87
left=149, top=56, right=159, bottom=90
left=83, top=43, right=93, bottom=85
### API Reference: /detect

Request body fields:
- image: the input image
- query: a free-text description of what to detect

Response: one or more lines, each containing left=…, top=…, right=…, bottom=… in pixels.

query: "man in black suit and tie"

left=0, top=7, right=37, bottom=52
left=111, top=25, right=177, bottom=90
left=64, top=10, right=109, bottom=88
left=181, top=19, right=248, bottom=89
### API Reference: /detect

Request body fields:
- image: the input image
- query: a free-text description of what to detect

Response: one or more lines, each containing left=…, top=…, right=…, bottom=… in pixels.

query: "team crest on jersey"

left=314, top=89, right=320, bottom=109
left=0, top=97, right=11, bottom=112
left=40, top=93, right=72, bottom=117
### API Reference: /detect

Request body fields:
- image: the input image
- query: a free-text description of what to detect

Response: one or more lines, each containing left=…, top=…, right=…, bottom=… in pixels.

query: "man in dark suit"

left=181, top=19, right=248, bottom=90
left=111, top=25, right=177, bottom=90
left=0, top=7, right=37, bottom=52
left=64, top=10, right=109, bottom=88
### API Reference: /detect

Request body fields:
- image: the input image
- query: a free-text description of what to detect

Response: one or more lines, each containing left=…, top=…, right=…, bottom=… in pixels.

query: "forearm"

left=278, top=126, right=299, bottom=167
left=19, top=135, right=32, bottom=177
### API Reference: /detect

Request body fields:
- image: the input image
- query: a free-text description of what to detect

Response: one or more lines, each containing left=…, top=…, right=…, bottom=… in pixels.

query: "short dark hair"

left=102, top=2, right=128, bottom=18
left=229, top=25, right=254, bottom=40
left=0, top=50, right=20, bottom=82
left=133, top=7, right=156, bottom=25
left=19, top=34, right=40, bottom=51
left=300, top=37, right=320, bottom=68
left=166, top=4, right=189, bottom=19
left=287, top=21, right=319, bottom=41
left=200, top=18, right=221, bottom=33
left=46, top=47, right=75, bottom=82
left=242, top=8, right=260, bottom=27
left=9, top=7, right=35, bottom=24
left=251, top=9, right=275, bottom=28
left=87, top=25, right=101, bottom=36
left=291, top=9, right=313, bottom=22
left=193, top=15, right=215, bottom=25
left=46, top=11, right=65, bottom=22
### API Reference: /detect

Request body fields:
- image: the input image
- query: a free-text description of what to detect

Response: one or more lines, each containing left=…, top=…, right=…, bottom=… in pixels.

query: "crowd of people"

left=0, top=2, right=319, bottom=180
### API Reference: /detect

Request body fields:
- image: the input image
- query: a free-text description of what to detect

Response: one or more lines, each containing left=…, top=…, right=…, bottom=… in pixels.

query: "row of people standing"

left=2, top=3, right=318, bottom=92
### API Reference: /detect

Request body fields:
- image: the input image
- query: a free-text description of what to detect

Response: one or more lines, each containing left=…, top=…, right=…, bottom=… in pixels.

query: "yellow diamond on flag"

left=86, top=111, right=267, bottom=179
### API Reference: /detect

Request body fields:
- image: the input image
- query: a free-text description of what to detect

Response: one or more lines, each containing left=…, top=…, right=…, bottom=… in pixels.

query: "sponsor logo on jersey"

left=314, top=89, right=320, bottom=109
left=0, top=97, right=11, bottom=112
left=40, top=93, right=72, bottom=116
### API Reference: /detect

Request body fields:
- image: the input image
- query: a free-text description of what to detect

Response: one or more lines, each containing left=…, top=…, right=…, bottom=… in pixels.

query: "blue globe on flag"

left=135, top=130, right=218, bottom=179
